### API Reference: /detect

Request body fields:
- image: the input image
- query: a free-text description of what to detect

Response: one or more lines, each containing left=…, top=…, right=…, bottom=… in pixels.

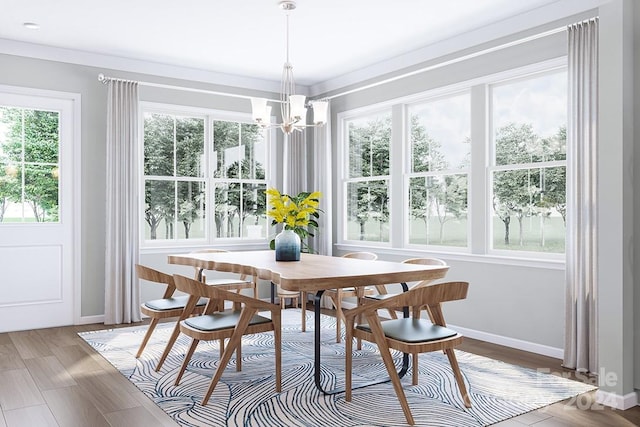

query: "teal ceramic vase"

left=275, top=229, right=301, bottom=261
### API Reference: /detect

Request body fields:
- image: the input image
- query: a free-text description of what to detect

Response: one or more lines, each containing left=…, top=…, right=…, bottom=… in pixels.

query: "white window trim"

left=139, top=101, right=275, bottom=251
left=336, top=58, right=568, bottom=265
left=337, top=105, right=394, bottom=247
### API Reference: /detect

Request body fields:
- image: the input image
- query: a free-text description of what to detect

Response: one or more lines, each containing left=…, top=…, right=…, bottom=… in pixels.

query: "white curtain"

left=104, top=79, right=141, bottom=325
left=311, top=103, right=332, bottom=256
left=283, top=130, right=307, bottom=195
left=564, top=18, right=598, bottom=373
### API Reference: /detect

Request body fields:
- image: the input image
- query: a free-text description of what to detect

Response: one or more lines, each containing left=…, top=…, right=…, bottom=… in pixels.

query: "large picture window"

left=142, top=106, right=270, bottom=246
left=338, top=62, right=566, bottom=259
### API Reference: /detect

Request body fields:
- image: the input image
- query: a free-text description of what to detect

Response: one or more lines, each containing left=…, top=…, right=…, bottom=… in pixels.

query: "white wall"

left=597, top=0, right=637, bottom=403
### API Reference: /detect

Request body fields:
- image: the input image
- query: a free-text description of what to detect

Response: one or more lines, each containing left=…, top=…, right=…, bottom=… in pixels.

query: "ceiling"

left=1, top=0, right=596, bottom=91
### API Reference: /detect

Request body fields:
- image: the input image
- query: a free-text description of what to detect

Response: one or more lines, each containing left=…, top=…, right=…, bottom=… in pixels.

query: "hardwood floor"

left=0, top=311, right=638, bottom=426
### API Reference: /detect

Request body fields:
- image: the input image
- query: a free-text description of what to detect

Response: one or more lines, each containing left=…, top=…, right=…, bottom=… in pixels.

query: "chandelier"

left=250, top=1, right=328, bottom=135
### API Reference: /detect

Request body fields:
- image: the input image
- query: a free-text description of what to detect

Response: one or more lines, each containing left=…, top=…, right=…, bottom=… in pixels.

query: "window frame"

left=139, top=102, right=274, bottom=249
left=336, top=58, right=567, bottom=263
left=404, top=89, right=472, bottom=251
left=337, top=104, right=394, bottom=248
left=486, top=66, right=567, bottom=260
left=0, top=94, right=72, bottom=225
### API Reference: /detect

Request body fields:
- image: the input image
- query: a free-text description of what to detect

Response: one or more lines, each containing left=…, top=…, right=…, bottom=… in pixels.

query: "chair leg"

left=202, top=309, right=256, bottom=406
left=300, top=291, right=306, bottom=332
left=136, top=317, right=160, bottom=358
left=335, top=291, right=343, bottom=343
left=412, top=353, right=419, bottom=385
left=367, top=314, right=415, bottom=425
left=155, top=320, right=182, bottom=372
left=236, top=345, right=242, bottom=371
left=445, top=348, right=472, bottom=408
left=272, top=310, right=282, bottom=393
left=175, top=338, right=200, bottom=386
left=345, top=319, right=354, bottom=402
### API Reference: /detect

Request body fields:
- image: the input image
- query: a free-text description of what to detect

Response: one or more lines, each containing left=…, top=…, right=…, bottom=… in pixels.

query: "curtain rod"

left=324, top=25, right=567, bottom=100
left=97, top=73, right=283, bottom=103
left=97, top=25, right=567, bottom=103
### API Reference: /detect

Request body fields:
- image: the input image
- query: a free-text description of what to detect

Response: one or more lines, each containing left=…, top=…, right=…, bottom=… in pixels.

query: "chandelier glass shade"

left=250, top=1, right=328, bottom=135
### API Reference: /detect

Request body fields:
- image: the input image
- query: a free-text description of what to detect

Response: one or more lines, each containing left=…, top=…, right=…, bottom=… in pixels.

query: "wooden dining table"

left=168, top=250, right=449, bottom=394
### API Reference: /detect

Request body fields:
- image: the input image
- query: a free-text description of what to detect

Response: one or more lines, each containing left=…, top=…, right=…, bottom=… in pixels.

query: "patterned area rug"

left=79, top=310, right=595, bottom=426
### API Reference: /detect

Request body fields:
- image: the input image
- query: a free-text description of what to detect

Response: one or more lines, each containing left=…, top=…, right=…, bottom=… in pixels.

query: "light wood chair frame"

left=172, top=274, right=282, bottom=406
left=152, top=249, right=259, bottom=372
left=135, top=264, right=206, bottom=362
left=191, top=249, right=258, bottom=310
left=369, top=257, right=448, bottom=321
left=323, top=251, right=380, bottom=343
left=276, top=286, right=307, bottom=332
left=344, top=281, right=471, bottom=426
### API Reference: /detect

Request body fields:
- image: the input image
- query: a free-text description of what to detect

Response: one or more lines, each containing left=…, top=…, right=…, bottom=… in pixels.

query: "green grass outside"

left=347, top=216, right=566, bottom=253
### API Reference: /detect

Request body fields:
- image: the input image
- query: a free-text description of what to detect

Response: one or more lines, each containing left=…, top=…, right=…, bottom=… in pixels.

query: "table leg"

left=314, top=290, right=325, bottom=392
left=314, top=283, right=410, bottom=395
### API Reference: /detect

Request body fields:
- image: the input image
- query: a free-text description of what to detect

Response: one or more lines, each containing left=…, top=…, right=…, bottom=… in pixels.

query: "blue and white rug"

left=79, top=310, right=595, bottom=426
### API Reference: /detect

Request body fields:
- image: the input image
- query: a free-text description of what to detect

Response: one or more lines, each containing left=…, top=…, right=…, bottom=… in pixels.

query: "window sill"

left=141, top=241, right=270, bottom=255
left=334, top=243, right=565, bottom=270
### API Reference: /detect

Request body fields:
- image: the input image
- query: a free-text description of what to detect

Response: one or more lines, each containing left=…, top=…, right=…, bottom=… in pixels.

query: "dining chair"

left=135, top=264, right=207, bottom=359
left=172, top=274, right=282, bottom=406
left=191, top=248, right=258, bottom=310
left=367, top=257, right=448, bottom=321
left=276, top=286, right=307, bottom=332
left=155, top=249, right=253, bottom=372
left=344, top=281, right=471, bottom=426
left=191, top=248, right=258, bottom=288
left=324, top=251, right=378, bottom=343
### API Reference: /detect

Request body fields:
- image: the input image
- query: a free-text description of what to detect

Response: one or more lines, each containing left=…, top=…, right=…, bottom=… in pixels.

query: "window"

left=142, top=106, right=270, bottom=245
left=343, top=110, right=391, bottom=243
left=338, top=62, right=567, bottom=259
left=407, top=93, right=470, bottom=247
left=490, top=71, right=567, bottom=253
left=0, top=106, right=60, bottom=223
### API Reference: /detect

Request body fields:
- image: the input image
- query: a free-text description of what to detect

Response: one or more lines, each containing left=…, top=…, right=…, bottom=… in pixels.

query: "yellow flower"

left=266, top=188, right=323, bottom=253
left=266, top=188, right=322, bottom=228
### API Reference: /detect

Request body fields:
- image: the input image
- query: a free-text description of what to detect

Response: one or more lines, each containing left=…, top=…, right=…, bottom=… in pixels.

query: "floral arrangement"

left=265, top=188, right=322, bottom=252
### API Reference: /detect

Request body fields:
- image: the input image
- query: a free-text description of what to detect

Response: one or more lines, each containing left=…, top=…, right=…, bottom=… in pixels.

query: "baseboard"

left=595, top=389, right=639, bottom=410
left=450, top=324, right=564, bottom=359
left=76, top=314, right=105, bottom=325
left=340, top=301, right=563, bottom=359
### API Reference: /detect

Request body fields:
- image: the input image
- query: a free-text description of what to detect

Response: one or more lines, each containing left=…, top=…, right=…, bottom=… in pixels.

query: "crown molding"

left=309, top=0, right=603, bottom=97
left=0, top=38, right=289, bottom=94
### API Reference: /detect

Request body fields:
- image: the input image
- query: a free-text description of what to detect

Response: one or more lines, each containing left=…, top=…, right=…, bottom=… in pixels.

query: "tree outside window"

left=344, top=111, right=391, bottom=242
left=491, top=70, right=567, bottom=253
left=407, top=93, right=470, bottom=247
left=143, top=110, right=268, bottom=244
left=0, top=107, right=59, bottom=223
